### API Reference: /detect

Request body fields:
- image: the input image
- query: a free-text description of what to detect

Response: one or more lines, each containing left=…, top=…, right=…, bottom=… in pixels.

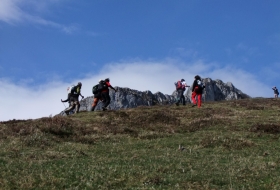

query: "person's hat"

left=181, top=79, right=185, bottom=82
left=194, top=75, right=201, bottom=80
left=105, top=78, right=110, bottom=82
left=99, top=79, right=102, bottom=82
left=77, top=82, right=82, bottom=86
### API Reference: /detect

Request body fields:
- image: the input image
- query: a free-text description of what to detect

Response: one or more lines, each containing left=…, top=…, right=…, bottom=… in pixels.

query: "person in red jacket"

left=101, top=78, right=117, bottom=111
left=191, top=75, right=205, bottom=108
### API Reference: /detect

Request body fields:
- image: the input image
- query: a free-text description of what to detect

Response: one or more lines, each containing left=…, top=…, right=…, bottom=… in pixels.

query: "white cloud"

left=0, top=0, right=77, bottom=33
left=0, top=59, right=273, bottom=121
left=0, top=0, right=23, bottom=23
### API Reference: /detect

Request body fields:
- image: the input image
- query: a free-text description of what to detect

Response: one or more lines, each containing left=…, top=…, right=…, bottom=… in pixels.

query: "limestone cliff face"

left=61, top=78, right=250, bottom=113
left=78, top=87, right=176, bottom=112
left=185, top=78, right=251, bottom=103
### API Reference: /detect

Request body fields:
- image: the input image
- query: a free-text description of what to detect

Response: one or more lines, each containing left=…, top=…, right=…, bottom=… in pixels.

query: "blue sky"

left=1, top=0, right=280, bottom=121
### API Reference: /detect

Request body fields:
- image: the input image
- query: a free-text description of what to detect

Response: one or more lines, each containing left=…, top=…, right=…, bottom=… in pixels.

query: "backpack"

left=92, top=84, right=99, bottom=94
left=67, top=85, right=75, bottom=94
left=70, top=85, right=80, bottom=96
left=98, top=80, right=107, bottom=91
left=197, top=80, right=204, bottom=89
left=175, top=81, right=182, bottom=90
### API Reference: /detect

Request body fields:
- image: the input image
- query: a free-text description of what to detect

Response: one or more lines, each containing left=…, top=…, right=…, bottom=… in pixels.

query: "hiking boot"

left=191, top=104, right=197, bottom=107
left=102, top=106, right=108, bottom=111
left=91, top=106, right=95, bottom=111
left=175, top=102, right=179, bottom=106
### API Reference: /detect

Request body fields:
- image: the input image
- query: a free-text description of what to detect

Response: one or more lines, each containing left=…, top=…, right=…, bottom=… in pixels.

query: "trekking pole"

left=61, top=99, right=66, bottom=108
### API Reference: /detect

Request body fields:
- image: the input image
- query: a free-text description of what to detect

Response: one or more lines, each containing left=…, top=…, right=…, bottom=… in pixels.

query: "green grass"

left=1, top=98, right=280, bottom=189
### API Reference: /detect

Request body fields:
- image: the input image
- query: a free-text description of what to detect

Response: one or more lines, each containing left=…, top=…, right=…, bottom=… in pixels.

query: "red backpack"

left=175, top=81, right=182, bottom=89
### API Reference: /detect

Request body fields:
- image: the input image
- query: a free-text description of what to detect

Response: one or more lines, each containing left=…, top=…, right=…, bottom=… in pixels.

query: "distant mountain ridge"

left=69, top=77, right=250, bottom=113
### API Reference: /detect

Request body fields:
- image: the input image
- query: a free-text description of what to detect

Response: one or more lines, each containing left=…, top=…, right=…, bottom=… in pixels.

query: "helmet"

left=77, top=82, right=82, bottom=86
left=181, top=79, right=185, bottom=82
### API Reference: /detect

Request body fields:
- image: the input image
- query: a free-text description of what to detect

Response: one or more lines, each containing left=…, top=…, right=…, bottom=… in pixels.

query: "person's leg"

left=176, top=90, right=182, bottom=106
left=91, top=98, right=99, bottom=111
left=182, top=93, right=186, bottom=105
left=197, top=93, right=202, bottom=108
left=74, top=101, right=80, bottom=113
left=64, top=101, right=75, bottom=115
left=191, top=91, right=197, bottom=105
left=102, top=92, right=111, bottom=110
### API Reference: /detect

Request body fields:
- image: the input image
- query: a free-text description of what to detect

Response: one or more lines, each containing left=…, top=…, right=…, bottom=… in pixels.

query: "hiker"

left=90, top=79, right=104, bottom=111
left=191, top=75, right=205, bottom=108
left=272, top=86, right=279, bottom=98
left=101, top=78, right=117, bottom=111
left=175, top=79, right=189, bottom=106
left=63, top=82, right=84, bottom=114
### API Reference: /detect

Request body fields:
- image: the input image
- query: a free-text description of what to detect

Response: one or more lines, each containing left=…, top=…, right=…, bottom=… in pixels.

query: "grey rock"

left=185, top=78, right=250, bottom=103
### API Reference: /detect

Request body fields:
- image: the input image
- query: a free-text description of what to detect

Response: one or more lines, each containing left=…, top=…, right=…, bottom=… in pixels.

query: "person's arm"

left=109, top=85, right=117, bottom=92
left=192, top=81, right=196, bottom=92
left=108, top=82, right=117, bottom=92
left=77, top=87, right=84, bottom=99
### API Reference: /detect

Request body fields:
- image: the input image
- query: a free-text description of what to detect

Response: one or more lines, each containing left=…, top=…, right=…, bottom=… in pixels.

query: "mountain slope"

left=1, top=98, right=280, bottom=189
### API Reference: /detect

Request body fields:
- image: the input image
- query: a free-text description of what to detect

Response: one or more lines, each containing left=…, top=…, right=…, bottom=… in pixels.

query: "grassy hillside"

left=1, top=98, right=280, bottom=189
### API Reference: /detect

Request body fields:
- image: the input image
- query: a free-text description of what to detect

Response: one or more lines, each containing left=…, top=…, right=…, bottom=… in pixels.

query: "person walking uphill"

left=191, top=75, right=205, bottom=108
left=91, top=79, right=105, bottom=111
left=63, top=82, right=84, bottom=115
left=101, top=78, right=117, bottom=111
left=272, top=86, right=279, bottom=98
left=175, top=79, right=190, bottom=106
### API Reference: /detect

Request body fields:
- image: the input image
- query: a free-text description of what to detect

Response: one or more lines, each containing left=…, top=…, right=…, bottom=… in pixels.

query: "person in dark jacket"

left=101, top=78, right=117, bottom=111
left=272, top=86, right=279, bottom=98
left=91, top=80, right=104, bottom=111
left=191, top=75, right=205, bottom=108
left=63, top=82, right=84, bottom=114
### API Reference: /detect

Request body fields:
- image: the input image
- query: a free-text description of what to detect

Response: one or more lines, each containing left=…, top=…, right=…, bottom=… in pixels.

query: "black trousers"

left=176, top=89, right=185, bottom=105
left=101, top=91, right=111, bottom=108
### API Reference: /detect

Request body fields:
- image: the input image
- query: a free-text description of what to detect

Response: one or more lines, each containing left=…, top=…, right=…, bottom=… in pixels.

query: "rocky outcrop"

left=60, top=78, right=250, bottom=114
left=78, top=87, right=177, bottom=112
left=185, top=78, right=251, bottom=102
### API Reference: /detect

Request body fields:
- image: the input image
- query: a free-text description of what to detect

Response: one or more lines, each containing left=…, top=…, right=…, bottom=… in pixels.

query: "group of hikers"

left=61, top=75, right=278, bottom=115
left=175, top=75, right=205, bottom=108
left=61, top=78, right=117, bottom=115
left=61, top=75, right=206, bottom=115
